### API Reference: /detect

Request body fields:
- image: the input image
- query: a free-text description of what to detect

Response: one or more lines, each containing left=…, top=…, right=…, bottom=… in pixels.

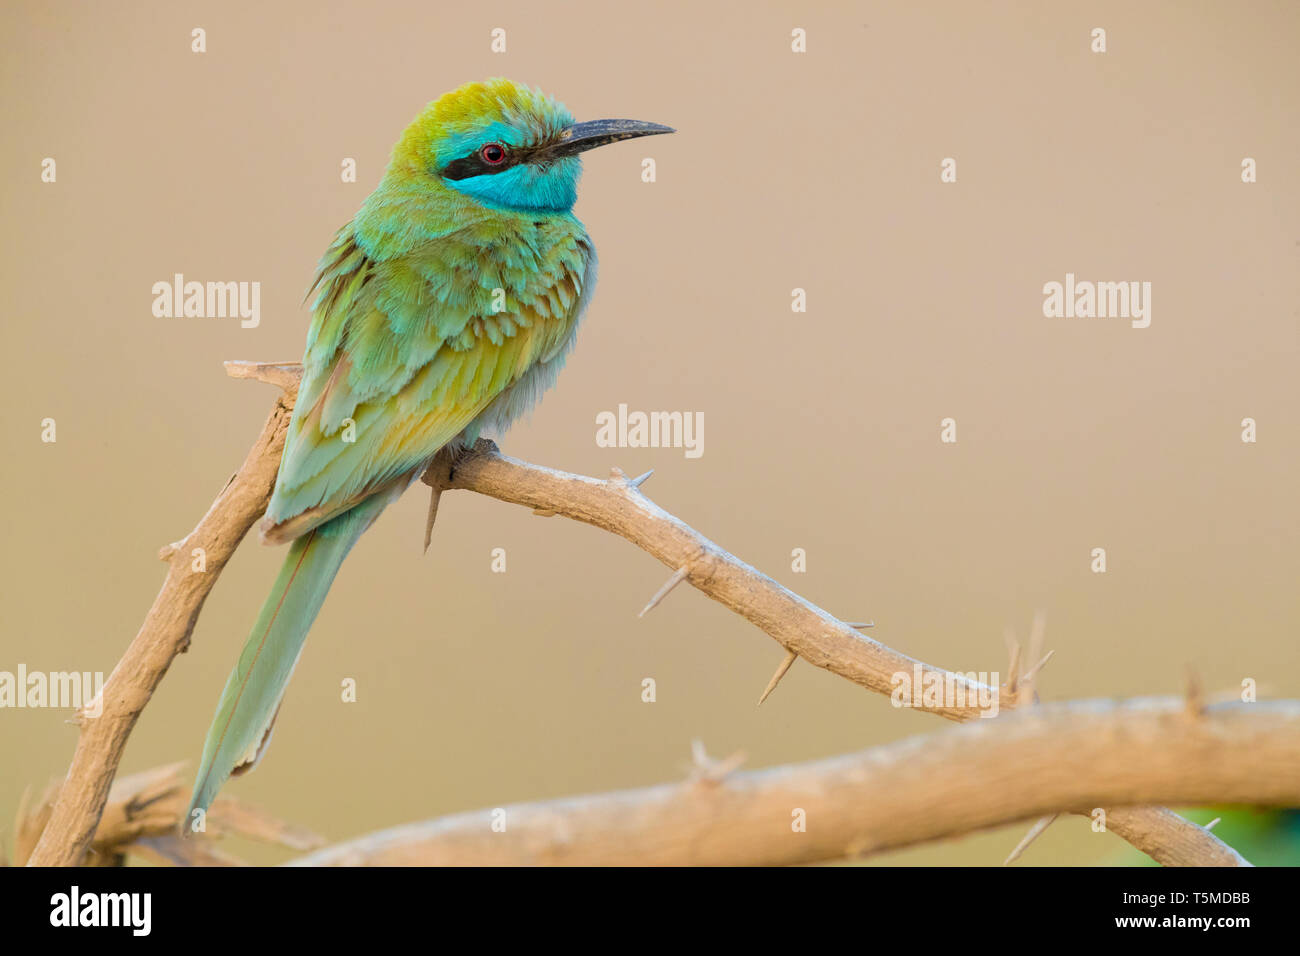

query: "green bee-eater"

left=186, top=79, right=672, bottom=822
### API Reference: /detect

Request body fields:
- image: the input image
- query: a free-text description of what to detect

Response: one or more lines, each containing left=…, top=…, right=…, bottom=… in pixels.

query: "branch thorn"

left=758, top=650, right=799, bottom=705
left=1004, top=637, right=1022, bottom=696
left=687, top=740, right=746, bottom=786
left=1186, top=668, right=1205, bottom=718
left=1003, top=813, right=1059, bottom=865
left=1022, top=649, right=1055, bottom=685
left=423, top=486, right=441, bottom=554
left=638, top=565, right=689, bottom=617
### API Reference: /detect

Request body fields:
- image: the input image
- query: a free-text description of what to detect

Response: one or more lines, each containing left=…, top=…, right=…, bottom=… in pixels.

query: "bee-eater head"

left=391, top=78, right=672, bottom=213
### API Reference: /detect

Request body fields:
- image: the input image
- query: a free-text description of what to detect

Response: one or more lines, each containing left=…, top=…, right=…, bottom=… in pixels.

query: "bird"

left=185, top=78, right=672, bottom=825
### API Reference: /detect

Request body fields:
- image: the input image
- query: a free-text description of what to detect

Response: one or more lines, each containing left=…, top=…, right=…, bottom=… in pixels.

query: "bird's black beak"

left=549, top=119, right=675, bottom=157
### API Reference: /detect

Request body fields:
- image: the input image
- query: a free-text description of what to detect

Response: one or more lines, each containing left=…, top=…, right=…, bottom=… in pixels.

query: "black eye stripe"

left=442, top=145, right=522, bottom=180
left=439, top=136, right=561, bottom=180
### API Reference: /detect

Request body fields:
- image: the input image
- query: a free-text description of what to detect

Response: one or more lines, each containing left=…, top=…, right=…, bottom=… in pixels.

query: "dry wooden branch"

left=427, top=440, right=1250, bottom=865
left=25, top=360, right=1252, bottom=867
left=432, top=440, right=1002, bottom=720
left=16, top=761, right=323, bottom=866
left=290, top=699, right=1290, bottom=866
left=26, top=363, right=298, bottom=866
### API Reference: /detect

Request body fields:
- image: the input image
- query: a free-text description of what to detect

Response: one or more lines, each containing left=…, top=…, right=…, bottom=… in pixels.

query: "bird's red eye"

left=480, top=143, right=507, bottom=165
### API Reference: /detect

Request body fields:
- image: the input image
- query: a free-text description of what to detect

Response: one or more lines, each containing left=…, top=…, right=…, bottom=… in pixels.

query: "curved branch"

left=431, top=441, right=999, bottom=720
left=26, top=366, right=298, bottom=866
left=290, top=699, right=1292, bottom=866
left=26, top=361, right=1252, bottom=866
left=429, top=441, right=1250, bottom=865
left=16, top=762, right=324, bottom=866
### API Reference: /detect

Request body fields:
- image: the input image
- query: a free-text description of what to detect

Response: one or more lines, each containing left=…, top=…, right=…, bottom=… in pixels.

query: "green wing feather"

left=262, top=216, right=593, bottom=544
left=187, top=214, right=593, bottom=822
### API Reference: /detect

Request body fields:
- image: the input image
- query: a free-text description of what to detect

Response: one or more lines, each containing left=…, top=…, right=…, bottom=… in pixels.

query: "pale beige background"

left=2, top=0, right=1296, bottom=865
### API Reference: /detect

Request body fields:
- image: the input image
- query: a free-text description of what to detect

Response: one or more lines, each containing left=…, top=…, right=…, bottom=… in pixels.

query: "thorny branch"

left=291, top=699, right=1290, bottom=866
left=23, top=361, right=1263, bottom=866
left=15, top=763, right=323, bottom=866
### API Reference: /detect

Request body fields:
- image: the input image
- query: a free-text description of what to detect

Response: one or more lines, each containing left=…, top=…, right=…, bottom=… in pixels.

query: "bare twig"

left=17, top=762, right=323, bottom=866
left=434, top=439, right=1002, bottom=721
left=1104, top=807, right=1251, bottom=867
left=25, top=361, right=1254, bottom=867
left=290, top=699, right=1292, bottom=866
left=26, top=364, right=299, bottom=866
left=430, top=441, right=1253, bottom=865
